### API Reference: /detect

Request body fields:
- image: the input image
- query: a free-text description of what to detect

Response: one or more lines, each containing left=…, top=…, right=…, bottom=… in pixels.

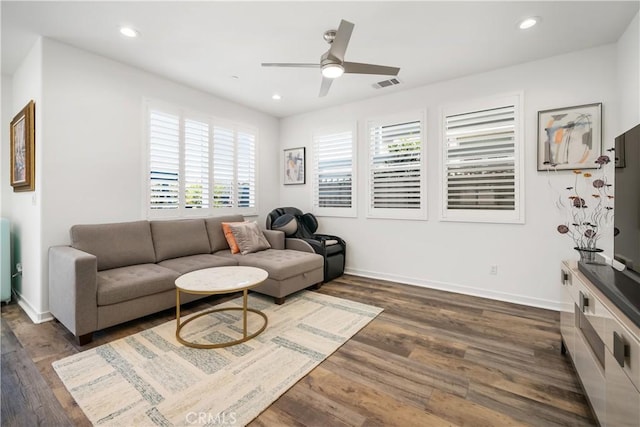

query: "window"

left=149, top=110, right=180, bottom=210
left=185, top=119, right=210, bottom=208
left=312, top=126, right=356, bottom=217
left=147, top=103, right=257, bottom=217
left=367, top=112, right=426, bottom=219
left=441, top=93, right=524, bottom=223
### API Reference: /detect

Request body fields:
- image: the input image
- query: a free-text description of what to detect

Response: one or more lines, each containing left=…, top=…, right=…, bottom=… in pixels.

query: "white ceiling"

left=2, top=1, right=638, bottom=118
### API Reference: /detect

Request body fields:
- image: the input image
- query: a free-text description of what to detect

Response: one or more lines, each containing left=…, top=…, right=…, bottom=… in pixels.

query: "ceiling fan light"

left=518, top=17, right=539, bottom=30
left=322, top=64, right=344, bottom=79
left=119, top=26, right=139, bottom=38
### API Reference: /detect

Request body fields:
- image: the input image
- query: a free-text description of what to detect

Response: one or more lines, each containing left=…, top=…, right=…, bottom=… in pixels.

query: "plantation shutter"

left=444, top=105, right=516, bottom=211
left=440, top=93, right=523, bottom=224
left=184, top=119, right=210, bottom=209
left=368, top=118, right=424, bottom=218
left=212, top=126, right=235, bottom=208
left=313, top=129, right=354, bottom=212
left=149, top=110, right=180, bottom=210
left=237, top=130, right=256, bottom=208
left=147, top=103, right=258, bottom=217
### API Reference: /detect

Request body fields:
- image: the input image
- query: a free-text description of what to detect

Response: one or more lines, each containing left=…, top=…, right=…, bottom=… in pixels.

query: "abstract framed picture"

left=10, top=100, right=35, bottom=192
left=537, top=102, right=602, bottom=171
left=283, top=147, right=305, bottom=185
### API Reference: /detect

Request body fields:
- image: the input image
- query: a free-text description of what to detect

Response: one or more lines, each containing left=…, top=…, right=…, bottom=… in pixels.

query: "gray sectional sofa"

left=48, top=215, right=324, bottom=345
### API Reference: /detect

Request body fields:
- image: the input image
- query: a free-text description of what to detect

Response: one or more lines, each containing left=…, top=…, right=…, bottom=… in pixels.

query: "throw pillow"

left=271, top=213, right=298, bottom=236
left=229, top=221, right=271, bottom=255
left=221, top=222, right=245, bottom=254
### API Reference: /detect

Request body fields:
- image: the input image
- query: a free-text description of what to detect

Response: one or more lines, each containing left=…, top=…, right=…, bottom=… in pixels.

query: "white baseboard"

left=13, top=290, right=53, bottom=324
left=344, top=267, right=563, bottom=312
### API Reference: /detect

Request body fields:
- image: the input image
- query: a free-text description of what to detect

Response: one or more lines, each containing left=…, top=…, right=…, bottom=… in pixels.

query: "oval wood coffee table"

left=175, top=266, right=269, bottom=349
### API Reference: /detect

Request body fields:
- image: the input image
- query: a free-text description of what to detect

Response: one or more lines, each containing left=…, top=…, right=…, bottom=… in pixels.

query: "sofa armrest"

left=285, top=238, right=315, bottom=253
left=262, top=229, right=285, bottom=250
left=49, top=246, right=98, bottom=338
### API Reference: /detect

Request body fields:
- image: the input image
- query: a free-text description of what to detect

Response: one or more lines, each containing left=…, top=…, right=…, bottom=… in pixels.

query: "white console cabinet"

left=560, top=260, right=640, bottom=427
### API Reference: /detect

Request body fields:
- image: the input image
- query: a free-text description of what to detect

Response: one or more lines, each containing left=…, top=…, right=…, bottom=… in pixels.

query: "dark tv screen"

left=614, top=123, right=640, bottom=274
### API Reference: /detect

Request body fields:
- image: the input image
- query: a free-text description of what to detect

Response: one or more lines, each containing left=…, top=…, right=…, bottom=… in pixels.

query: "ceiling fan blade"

left=319, top=77, right=333, bottom=97
left=343, top=62, right=400, bottom=76
left=261, top=63, right=320, bottom=68
left=328, top=19, right=354, bottom=62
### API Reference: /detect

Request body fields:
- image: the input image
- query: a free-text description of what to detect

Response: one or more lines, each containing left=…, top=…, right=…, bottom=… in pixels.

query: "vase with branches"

left=552, top=150, right=614, bottom=262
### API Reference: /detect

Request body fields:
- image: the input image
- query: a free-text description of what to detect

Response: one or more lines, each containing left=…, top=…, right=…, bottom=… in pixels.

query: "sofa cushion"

left=151, top=219, right=211, bottom=262
left=229, top=221, right=271, bottom=255
left=204, top=215, right=245, bottom=252
left=216, top=249, right=323, bottom=281
left=158, top=254, right=238, bottom=274
left=262, top=230, right=285, bottom=250
left=97, top=264, right=180, bottom=306
left=71, top=221, right=156, bottom=271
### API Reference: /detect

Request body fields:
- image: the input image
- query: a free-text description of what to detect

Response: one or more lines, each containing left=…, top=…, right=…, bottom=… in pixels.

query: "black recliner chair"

left=266, top=207, right=346, bottom=283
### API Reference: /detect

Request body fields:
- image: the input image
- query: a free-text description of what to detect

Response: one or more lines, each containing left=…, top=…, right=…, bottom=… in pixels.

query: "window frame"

left=365, top=110, right=427, bottom=221
left=145, top=100, right=258, bottom=219
left=439, top=92, right=525, bottom=224
left=311, top=123, right=357, bottom=218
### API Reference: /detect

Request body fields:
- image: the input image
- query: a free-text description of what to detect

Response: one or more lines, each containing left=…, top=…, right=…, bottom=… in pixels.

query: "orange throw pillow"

left=221, top=222, right=243, bottom=254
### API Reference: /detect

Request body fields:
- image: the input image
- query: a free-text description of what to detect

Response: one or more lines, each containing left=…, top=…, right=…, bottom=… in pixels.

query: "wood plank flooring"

left=0, top=275, right=595, bottom=426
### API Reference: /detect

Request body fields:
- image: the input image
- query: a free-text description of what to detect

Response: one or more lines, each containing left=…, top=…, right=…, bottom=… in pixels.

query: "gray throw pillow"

left=229, top=221, right=271, bottom=255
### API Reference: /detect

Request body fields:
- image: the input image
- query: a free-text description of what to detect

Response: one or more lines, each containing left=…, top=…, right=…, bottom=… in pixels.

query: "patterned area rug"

left=53, top=291, right=382, bottom=426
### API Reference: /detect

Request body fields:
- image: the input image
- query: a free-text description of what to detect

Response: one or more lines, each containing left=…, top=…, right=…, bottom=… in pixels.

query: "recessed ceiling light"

left=119, top=26, right=139, bottom=38
left=518, top=17, right=539, bottom=30
left=272, top=94, right=282, bottom=101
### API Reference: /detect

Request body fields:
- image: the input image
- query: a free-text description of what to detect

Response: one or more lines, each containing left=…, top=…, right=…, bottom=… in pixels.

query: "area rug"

left=52, top=291, right=382, bottom=426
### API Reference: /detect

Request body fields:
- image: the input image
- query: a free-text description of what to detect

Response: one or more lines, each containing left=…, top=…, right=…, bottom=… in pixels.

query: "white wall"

left=6, top=38, right=279, bottom=321
left=4, top=38, right=45, bottom=320
left=1, top=73, right=12, bottom=218
left=280, top=45, right=620, bottom=310
left=617, top=11, right=640, bottom=133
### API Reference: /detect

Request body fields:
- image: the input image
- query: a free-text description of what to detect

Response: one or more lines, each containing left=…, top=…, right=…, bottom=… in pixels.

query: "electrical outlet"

left=490, top=265, right=498, bottom=275
left=16, top=263, right=22, bottom=273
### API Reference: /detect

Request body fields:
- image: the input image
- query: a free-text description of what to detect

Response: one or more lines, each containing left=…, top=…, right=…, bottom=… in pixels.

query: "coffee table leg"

left=243, top=289, right=249, bottom=338
left=176, top=289, right=181, bottom=330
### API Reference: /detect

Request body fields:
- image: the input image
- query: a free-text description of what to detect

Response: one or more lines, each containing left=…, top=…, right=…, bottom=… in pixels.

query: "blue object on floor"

left=1, top=218, right=11, bottom=303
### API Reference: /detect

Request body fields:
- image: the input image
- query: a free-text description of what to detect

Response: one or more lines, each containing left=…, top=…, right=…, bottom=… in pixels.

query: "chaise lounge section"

left=48, top=215, right=324, bottom=345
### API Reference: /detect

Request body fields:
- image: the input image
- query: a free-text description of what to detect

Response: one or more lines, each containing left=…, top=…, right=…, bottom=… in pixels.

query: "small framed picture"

left=537, top=102, right=602, bottom=171
left=284, top=147, right=305, bottom=185
left=10, top=100, right=35, bottom=192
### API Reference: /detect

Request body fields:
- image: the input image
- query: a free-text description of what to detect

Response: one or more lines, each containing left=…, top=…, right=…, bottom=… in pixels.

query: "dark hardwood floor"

left=1, top=275, right=595, bottom=426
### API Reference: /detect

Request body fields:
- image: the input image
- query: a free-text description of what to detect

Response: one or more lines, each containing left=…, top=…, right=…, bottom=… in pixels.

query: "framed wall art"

left=537, top=102, right=602, bottom=171
left=283, top=147, right=305, bottom=185
left=10, top=100, right=35, bottom=192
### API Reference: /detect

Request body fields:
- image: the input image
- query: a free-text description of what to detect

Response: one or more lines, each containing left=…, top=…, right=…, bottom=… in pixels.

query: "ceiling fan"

left=262, top=19, right=400, bottom=97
